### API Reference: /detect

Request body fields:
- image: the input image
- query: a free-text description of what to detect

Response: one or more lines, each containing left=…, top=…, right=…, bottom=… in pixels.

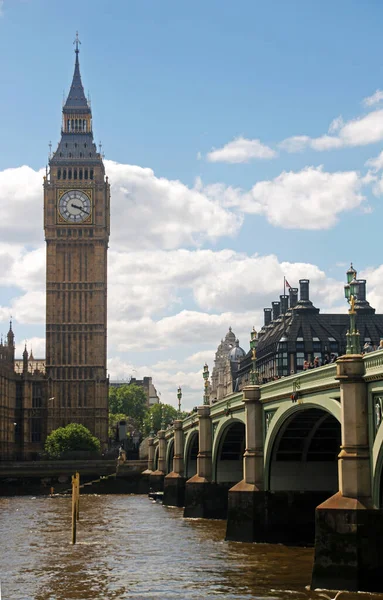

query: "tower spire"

left=63, top=32, right=88, bottom=111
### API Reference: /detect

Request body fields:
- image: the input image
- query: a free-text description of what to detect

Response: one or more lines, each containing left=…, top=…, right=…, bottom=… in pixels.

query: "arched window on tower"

left=90, top=169, right=94, bottom=180
left=79, top=169, right=83, bottom=180
left=63, top=169, right=67, bottom=179
left=84, top=169, right=88, bottom=179
left=68, top=169, right=72, bottom=180
left=74, top=169, right=77, bottom=179
left=58, top=169, right=61, bottom=180
left=75, top=119, right=78, bottom=131
left=71, top=119, right=74, bottom=131
left=83, top=120, right=86, bottom=132
left=67, top=119, right=70, bottom=132
left=79, top=120, right=82, bottom=131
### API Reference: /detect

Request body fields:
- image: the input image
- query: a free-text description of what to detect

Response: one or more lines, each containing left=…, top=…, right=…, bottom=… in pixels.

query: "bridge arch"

left=166, top=438, right=174, bottom=474
left=184, top=429, right=199, bottom=478
left=212, top=417, right=245, bottom=484
left=265, top=399, right=341, bottom=492
left=153, top=445, right=159, bottom=471
left=371, top=409, right=383, bottom=507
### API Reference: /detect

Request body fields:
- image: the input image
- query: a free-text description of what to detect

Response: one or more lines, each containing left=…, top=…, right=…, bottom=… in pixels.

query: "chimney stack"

left=272, top=301, right=281, bottom=320
left=356, top=279, right=366, bottom=302
left=299, top=279, right=310, bottom=303
left=280, top=295, right=289, bottom=314
left=289, top=287, right=298, bottom=308
left=264, top=308, right=272, bottom=326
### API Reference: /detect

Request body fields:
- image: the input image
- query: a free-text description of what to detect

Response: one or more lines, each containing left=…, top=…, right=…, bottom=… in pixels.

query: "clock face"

left=58, top=190, right=91, bottom=223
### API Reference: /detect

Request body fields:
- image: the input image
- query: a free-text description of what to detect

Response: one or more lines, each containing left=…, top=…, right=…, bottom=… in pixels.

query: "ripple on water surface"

left=0, top=495, right=382, bottom=600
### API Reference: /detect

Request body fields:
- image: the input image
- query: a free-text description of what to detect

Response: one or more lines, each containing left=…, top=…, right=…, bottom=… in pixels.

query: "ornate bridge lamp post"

left=344, top=264, right=361, bottom=354
left=177, top=386, right=182, bottom=417
left=249, top=327, right=259, bottom=385
left=203, top=364, right=210, bottom=405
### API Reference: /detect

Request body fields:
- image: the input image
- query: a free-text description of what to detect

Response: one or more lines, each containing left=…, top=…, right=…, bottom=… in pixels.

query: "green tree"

left=142, top=403, right=181, bottom=436
left=108, top=384, right=148, bottom=429
left=44, top=423, right=101, bottom=459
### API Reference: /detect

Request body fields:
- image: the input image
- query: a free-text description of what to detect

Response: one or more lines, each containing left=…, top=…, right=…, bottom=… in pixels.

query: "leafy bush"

left=45, top=423, right=101, bottom=459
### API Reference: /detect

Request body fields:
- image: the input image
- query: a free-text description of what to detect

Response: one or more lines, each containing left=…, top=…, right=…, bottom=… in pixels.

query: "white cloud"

left=363, top=90, right=383, bottom=107
left=206, top=136, right=277, bottom=163
left=1, top=291, right=46, bottom=325
left=280, top=109, right=383, bottom=153
left=366, top=150, right=383, bottom=173
left=310, top=135, right=343, bottom=151
left=186, top=350, right=216, bottom=365
left=214, top=166, right=366, bottom=230
left=108, top=249, right=330, bottom=319
left=0, top=166, right=45, bottom=245
left=109, top=309, right=259, bottom=353
left=106, top=160, right=242, bottom=250
left=278, top=135, right=311, bottom=153
left=328, top=116, right=344, bottom=133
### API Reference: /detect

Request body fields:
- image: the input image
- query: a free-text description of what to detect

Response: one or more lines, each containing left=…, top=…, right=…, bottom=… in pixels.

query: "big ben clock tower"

left=44, top=35, right=110, bottom=447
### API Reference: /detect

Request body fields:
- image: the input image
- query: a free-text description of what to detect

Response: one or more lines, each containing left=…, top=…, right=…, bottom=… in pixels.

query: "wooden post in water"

left=71, top=474, right=77, bottom=544
left=76, top=472, right=80, bottom=521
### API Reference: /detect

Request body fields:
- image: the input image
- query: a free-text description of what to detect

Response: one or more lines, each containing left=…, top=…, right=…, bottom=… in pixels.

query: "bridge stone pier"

left=149, top=429, right=166, bottom=492
left=163, top=420, right=186, bottom=507
left=184, top=405, right=229, bottom=518
left=311, top=354, right=383, bottom=593
left=142, top=436, right=155, bottom=487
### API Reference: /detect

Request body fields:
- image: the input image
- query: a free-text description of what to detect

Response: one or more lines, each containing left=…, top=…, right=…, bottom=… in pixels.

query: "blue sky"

left=1, top=0, right=383, bottom=407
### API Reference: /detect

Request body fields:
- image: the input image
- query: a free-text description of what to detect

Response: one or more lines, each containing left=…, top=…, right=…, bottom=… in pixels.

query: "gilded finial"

left=74, top=31, right=81, bottom=54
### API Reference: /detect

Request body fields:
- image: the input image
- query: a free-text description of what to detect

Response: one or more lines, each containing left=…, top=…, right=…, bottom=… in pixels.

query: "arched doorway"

left=214, top=421, right=245, bottom=484
left=269, top=407, right=340, bottom=492
left=185, top=431, right=198, bottom=478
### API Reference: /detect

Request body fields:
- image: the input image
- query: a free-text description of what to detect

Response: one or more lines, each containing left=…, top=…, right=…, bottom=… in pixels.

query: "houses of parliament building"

left=0, top=38, right=110, bottom=460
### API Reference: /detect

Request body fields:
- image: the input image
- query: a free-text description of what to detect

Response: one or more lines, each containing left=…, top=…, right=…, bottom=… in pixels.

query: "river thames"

left=0, top=494, right=380, bottom=600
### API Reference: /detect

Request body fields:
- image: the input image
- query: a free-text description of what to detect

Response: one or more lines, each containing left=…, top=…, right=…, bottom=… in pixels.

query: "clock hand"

left=71, top=202, right=90, bottom=215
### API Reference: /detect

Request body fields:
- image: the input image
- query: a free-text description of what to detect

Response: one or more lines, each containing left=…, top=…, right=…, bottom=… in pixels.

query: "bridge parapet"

left=364, top=349, right=383, bottom=379
left=260, top=363, right=338, bottom=403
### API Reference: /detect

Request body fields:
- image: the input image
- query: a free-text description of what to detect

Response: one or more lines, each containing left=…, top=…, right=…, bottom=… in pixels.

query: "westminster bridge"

left=145, top=350, right=383, bottom=593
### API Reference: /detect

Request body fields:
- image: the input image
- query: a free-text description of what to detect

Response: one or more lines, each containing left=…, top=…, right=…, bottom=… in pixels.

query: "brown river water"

left=0, top=494, right=382, bottom=600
